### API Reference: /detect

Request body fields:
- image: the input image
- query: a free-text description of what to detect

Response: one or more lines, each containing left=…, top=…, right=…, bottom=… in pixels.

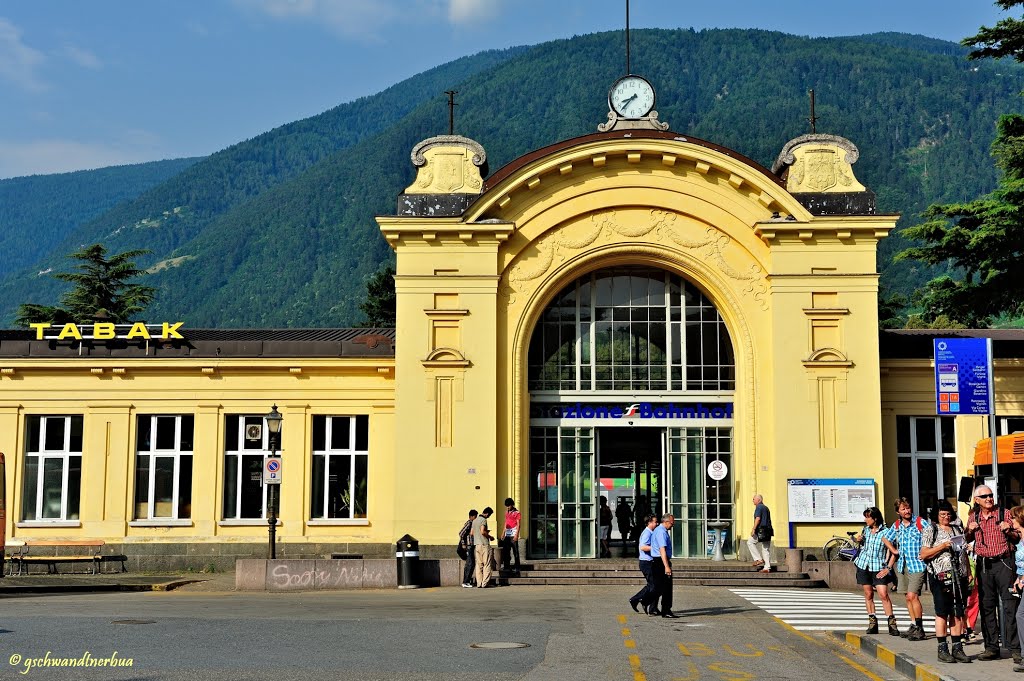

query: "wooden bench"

left=4, top=540, right=128, bottom=576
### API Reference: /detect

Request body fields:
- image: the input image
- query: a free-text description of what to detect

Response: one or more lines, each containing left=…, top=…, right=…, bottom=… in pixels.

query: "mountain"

left=0, top=158, right=200, bottom=277
left=3, top=29, right=1022, bottom=327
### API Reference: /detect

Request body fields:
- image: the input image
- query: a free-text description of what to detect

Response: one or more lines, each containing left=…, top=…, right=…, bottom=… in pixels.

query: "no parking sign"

left=264, top=456, right=282, bottom=484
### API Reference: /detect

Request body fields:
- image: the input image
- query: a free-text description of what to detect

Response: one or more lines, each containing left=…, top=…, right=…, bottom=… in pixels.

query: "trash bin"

left=396, top=534, right=420, bottom=589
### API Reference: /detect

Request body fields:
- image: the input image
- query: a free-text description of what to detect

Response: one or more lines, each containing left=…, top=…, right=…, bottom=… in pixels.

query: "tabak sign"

left=29, top=322, right=186, bottom=341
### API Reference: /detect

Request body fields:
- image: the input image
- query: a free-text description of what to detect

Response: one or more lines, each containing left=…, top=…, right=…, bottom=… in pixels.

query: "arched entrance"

left=526, top=265, right=736, bottom=559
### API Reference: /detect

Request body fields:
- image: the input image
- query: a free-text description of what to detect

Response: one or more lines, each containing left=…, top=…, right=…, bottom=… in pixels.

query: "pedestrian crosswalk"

left=730, top=588, right=936, bottom=633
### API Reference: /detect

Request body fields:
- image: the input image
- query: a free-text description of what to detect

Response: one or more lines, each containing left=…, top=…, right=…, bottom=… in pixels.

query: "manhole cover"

left=470, top=642, right=530, bottom=649
left=110, top=619, right=156, bottom=625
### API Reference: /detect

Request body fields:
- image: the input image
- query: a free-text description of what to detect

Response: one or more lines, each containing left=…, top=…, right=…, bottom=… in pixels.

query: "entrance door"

left=665, top=427, right=733, bottom=558
left=558, top=427, right=595, bottom=558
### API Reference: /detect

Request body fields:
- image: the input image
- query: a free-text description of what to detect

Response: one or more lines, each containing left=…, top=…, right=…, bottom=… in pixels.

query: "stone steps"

left=496, top=560, right=826, bottom=588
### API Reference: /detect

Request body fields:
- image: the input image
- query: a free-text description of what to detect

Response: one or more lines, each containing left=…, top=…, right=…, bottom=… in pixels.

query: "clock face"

left=609, top=75, right=655, bottom=119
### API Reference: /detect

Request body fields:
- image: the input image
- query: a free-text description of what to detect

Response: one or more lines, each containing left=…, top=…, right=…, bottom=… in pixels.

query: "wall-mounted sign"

left=29, top=322, right=185, bottom=341
left=933, top=338, right=992, bottom=415
left=529, top=402, right=733, bottom=422
left=707, top=460, right=728, bottom=481
left=787, top=478, right=875, bottom=523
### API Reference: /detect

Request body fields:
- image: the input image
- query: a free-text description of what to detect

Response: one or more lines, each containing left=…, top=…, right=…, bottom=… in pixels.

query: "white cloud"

left=62, top=44, right=102, bottom=70
left=0, top=139, right=164, bottom=180
left=0, top=17, right=47, bottom=92
left=448, top=0, right=497, bottom=25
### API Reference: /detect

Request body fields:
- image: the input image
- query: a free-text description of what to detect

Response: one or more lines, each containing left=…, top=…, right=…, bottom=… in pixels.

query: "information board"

left=934, top=337, right=992, bottom=415
left=787, top=478, right=875, bottom=523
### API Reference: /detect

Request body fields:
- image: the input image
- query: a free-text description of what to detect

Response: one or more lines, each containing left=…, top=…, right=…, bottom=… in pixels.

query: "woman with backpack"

left=854, top=506, right=900, bottom=636
left=920, top=500, right=971, bottom=664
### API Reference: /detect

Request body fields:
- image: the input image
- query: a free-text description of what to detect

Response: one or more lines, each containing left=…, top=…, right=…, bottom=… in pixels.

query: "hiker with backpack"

left=853, top=506, right=900, bottom=636
left=965, top=485, right=1021, bottom=662
left=920, top=500, right=971, bottom=664
left=890, top=497, right=929, bottom=641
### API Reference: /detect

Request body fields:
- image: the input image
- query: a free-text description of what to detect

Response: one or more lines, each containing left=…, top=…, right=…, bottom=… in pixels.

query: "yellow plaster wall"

left=0, top=360, right=395, bottom=545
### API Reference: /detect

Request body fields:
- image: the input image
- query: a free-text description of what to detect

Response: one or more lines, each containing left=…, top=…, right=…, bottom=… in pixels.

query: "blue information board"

left=934, top=338, right=992, bottom=415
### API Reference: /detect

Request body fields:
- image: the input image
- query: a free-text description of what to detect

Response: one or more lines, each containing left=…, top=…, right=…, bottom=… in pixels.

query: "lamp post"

left=265, top=405, right=283, bottom=559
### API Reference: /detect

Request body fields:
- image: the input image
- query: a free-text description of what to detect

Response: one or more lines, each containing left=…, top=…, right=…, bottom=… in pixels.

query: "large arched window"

left=528, top=266, right=735, bottom=392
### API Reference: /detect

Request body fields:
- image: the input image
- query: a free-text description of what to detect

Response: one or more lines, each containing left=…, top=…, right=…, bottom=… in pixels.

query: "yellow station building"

left=3, top=78, right=1024, bottom=569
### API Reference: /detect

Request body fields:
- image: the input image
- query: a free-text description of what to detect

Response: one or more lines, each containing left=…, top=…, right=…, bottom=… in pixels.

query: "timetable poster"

left=787, top=479, right=876, bottom=523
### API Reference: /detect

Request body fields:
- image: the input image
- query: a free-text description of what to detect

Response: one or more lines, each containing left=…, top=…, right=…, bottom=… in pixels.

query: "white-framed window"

left=999, top=416, right=1024, bottom=435
left=223, top=414, right=276, bottom=519
left=311, top=415, right=368, bottom=519
left=897, top=415, right=956, bottom=517
left=134, top=415, right=194, bottom=520
left=22, top=415, right=83, bottom=521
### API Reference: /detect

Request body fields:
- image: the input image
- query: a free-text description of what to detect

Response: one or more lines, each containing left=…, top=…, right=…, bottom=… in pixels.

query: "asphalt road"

left=0, top=584, right=902, bottom=681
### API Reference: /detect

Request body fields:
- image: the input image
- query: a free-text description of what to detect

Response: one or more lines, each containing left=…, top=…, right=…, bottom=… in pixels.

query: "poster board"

left=787, top=478, right=875, bottom=523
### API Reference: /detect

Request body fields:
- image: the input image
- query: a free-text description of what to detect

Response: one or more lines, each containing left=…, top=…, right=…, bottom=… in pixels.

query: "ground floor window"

left=22, top=415, right=83, bottom=521
left=223, top=414, right=276, bottom=519
left=135, top=415, right=194, bottom=520
left=310, top=415, right=368, bottom=519
left=896, top=416, right=955, bottom=517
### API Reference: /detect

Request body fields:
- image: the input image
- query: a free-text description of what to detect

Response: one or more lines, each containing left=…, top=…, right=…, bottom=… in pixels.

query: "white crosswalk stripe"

left=730, top=588, right=936, bottom=633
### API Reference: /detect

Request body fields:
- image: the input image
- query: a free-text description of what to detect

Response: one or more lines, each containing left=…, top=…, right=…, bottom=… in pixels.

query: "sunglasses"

left=977, top=494, right=995, bottom=499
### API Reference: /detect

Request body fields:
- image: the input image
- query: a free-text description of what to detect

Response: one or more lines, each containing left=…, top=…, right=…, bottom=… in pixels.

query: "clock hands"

left=620, top=93, right=638, bottom=108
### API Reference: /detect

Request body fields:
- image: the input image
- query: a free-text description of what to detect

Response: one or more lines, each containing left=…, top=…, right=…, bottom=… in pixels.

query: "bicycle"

left=821, top=531, right=861, bottom=561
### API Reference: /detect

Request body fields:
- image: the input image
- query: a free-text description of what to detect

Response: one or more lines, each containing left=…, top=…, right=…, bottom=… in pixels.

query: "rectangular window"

left=134, top=415, right=194, bottom=520
left=310, top=415, right=368, bottom=519
left=223, top=414, right=279, bottom=520
left=22, top=415, right=83, bottom=521
left=896, top=415, right=956, bottom=517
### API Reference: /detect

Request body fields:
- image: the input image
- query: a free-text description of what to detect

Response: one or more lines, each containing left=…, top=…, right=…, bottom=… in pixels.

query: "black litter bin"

left=396, top=534, right=420, bottom=589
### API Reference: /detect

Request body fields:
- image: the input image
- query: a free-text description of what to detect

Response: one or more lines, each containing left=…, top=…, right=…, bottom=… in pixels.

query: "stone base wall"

left=802, top=560, right=858, bottom=589
left=237, top=558, right=465, bottom=591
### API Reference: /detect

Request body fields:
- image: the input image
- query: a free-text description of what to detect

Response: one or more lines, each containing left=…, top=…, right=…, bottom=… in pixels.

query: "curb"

left=152, top=579, right=203, bottom=592
left=0, top=578, right=204, bottom=595
left=828, top=631, right=956, bottom=681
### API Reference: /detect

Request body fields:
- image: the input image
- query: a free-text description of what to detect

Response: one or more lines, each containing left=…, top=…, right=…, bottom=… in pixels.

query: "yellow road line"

left=774, top=617, right=822, bottom=645
left=837, top=653, right=886, bottom=681
left=624, top=639, right=636, bottom=648
left=617, top=614, right=628, bottom=624
left=622, top=628, right=631, bottom=636
left=629, top=654, right=641, bottom=670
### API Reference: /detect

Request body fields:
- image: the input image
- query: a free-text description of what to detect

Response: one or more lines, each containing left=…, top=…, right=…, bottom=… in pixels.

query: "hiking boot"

left=900, top=624, right=914, bottom=638
left=907, top=626, right=926, bottom=641
left=976, top=648, right=1001, bottom=661
left=866, top=615, right=878, bottom=635
left=887, top=615, right=900, bottom=637
left=937, top=647, right=955, bottom=663
left=952, top=643, right=971, bottom=663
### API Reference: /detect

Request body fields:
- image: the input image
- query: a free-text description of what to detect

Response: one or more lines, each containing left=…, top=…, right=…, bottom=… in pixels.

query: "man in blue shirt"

left=628, top=514, right=660, bottom=615
left=650, top=514, right=679, bottom=618
left=890, top=497, right=929, bottom=641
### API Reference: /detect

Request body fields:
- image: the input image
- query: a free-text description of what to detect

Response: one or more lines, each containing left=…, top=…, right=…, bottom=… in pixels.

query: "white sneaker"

left=461, top=583, right=473, bottom=588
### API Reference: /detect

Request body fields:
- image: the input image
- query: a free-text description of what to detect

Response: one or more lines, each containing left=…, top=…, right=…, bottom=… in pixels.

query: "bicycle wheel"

left=822, top=537, right=848, bottom=562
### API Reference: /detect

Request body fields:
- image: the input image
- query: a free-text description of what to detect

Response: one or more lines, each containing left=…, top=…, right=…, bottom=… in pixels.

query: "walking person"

left=616, top=499, right=633, bottom=551
left=599, top=496, right=613, bottom=558
left=1008, top=505, right=1024, bottom=671
left=747, top=494, right=773, bottom=573
left=891, top=497, right=930, bottom=641
left=628, top=514, right=659, bottom=615
left=458, top=509, right=478, bottom=588
left=966, top=485, right=1021, bottom=662
left=854, top=506, right=900, bottom=636
left=650, top=514, right=679, bottom=618
left=500, top=498, right=522, bottom=576
left=920, top=500, right=971, bottom=663
left=472, top=507, right=494, bottom=588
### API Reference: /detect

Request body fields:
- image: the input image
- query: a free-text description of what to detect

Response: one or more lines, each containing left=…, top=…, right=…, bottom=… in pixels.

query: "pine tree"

left=358, top=264, right=396, bottom=328
left=15, top=244, right=156, bottom=327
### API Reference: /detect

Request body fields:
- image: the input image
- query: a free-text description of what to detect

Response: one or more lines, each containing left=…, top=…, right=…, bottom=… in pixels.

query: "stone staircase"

left=498, top=559, right=825, bottom=588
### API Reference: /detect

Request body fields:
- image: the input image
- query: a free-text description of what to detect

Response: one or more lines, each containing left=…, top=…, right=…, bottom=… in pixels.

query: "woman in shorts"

left=920, top=500, right=971, bottom=664
left=854, top=506, right=899, bottom=636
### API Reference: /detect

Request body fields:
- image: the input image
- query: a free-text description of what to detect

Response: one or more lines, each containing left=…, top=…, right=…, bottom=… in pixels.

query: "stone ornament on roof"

left=404, top=135, right=487, bottom=195
left=772, top=134, right=866, bottom=194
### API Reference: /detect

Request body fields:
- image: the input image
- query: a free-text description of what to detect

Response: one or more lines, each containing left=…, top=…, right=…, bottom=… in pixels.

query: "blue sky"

left=0, top=0, right=1012, bottom=179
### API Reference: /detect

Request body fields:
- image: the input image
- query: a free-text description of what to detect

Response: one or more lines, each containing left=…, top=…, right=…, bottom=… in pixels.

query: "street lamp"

left=265, top=405, right=283, bottom=559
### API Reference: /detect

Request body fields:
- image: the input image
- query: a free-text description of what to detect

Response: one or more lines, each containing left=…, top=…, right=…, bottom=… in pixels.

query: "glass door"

left=665, top=427, right=734, bottom=558
left=558, top=426, right=595, bottom=558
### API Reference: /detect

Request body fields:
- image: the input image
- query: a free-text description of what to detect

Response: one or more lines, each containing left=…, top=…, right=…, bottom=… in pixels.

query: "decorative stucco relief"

left=500, top=209, right=768, bottom=310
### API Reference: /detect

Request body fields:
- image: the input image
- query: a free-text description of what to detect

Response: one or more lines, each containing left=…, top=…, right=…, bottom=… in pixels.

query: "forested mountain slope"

left=3, top=29, right=1020, bottom=326
left=0, top=158, right=199, bottom=277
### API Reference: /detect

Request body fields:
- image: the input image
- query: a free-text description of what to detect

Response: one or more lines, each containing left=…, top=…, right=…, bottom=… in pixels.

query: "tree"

left=16, top=244, right=156, bottom=327
left=358, top=264, right=396, bottom=327
left=893, top=4, right=1024, bottom=326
